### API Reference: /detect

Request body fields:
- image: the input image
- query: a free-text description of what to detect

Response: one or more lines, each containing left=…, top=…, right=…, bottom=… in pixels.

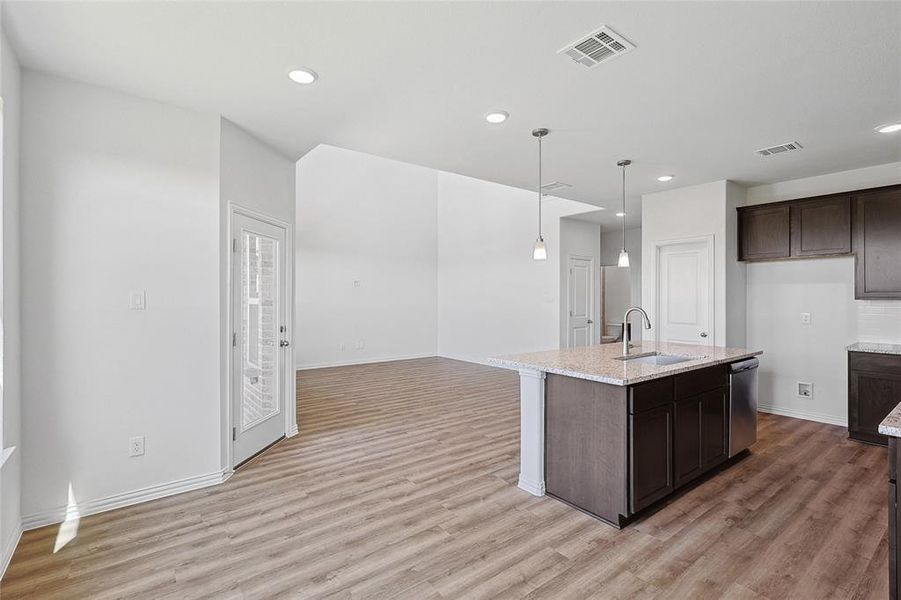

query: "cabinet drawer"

left=674, top=365, right=728, bottom=400
left=849, top=351, right=901, bottom=376
left=628, top=377, right=674, bottom=414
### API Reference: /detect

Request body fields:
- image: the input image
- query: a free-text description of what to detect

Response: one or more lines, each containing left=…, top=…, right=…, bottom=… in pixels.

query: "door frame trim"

left=566, top=254, right=595, bottom=348
left=652, top=235, right=715, bottom=345
left=226, top=204, right=297, bottom=471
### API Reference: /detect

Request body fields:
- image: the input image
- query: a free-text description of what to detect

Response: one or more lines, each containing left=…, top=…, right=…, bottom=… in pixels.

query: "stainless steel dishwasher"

left=729, top=358, right=759, bottom=457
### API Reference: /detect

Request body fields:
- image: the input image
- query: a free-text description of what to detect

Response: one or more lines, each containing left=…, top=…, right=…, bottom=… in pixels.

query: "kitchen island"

left=878, top=394, right=901, bottom=600
left=490, top=341, right=762, bottom=527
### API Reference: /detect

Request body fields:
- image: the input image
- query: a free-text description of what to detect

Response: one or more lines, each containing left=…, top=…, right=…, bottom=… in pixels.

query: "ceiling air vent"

left=540, top=181, right=572, bottom=193
left=756, top=141, right=804, bottom=157
left=559, top=26, right=635, bottom=68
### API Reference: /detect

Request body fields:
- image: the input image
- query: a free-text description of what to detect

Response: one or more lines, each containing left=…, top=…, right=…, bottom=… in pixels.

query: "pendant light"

left=532, top=128, right=549, bottom=261
left=616, top=159, right=631, bottom=268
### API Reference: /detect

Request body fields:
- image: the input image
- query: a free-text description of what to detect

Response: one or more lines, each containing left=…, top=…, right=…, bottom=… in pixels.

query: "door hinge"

left=232, top=427, right=236, bottom=441
left=232, top=238, right=238, bottom=253
left=232, top=332, right=237, bottom=347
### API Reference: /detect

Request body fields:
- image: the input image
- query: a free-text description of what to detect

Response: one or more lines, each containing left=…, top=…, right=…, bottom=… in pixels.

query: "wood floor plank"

left=0, top=357, right=889, bottom=599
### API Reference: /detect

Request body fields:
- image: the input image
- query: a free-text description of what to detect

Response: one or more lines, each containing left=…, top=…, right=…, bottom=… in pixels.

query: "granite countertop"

left=880, top=403, right=901, bottom=438
left=489, top=341, right=762, bottom=386
left=847, top=342, right=901, bottom=356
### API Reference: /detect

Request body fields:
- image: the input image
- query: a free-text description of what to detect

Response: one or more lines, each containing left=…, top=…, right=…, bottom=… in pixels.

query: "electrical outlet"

left=129, top=436, right=145, bottom=457
left=356, top=340, right=365, bottom=350
left=800, top=312, right=811, bottom=325
left=129, top=290, right=146, bottom=310
left=797, top=382, right=813, bottom=399
left=353, top=280, right=361, bottom=288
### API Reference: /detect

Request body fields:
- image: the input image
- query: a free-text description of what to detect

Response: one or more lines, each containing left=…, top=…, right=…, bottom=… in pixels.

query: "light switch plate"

left=800, top=312, right=811, bottom=325
left=129, top=290, right=146, bottom=310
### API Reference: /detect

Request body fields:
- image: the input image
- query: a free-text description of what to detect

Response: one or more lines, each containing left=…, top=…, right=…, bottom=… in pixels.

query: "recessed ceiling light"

left=616, top=212, right=626, bottom=217
left=876, top=122, right=901, bottom=134
left=288, top=68, right=318, bottom=85
left=485, top=111, right=509, bottom=124
left=657, top=175, right=674, bottom=182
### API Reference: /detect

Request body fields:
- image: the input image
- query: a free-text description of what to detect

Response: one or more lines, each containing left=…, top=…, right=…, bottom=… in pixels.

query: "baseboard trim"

left=517, top=474, right=546, bottom=497
left=22, top=468, right=232, bottom=532
left=296, top=353, right=436, bottom=370
left=435, top=354, right=499, bottom=368
left=0, top=524, right=22, bottom=581
left=758, top=404, right=847, bottom=427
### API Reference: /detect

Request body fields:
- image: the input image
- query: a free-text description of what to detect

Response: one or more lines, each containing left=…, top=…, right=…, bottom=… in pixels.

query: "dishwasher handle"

left=729, top=357, right=759, bottom=374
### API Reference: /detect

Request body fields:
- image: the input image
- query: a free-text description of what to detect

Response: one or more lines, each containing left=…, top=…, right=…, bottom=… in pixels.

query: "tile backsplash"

left=858, top=300, right=901, bottom=344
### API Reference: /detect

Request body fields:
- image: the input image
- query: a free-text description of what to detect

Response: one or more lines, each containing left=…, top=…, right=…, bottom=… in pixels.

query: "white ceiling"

left=5, top=1, right=901, bottom=230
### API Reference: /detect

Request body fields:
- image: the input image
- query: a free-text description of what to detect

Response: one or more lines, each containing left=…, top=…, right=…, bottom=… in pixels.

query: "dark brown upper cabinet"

left=738, top=195, right=853, bottom=262
left=738, top=204, right=791, bottom=260
left=790, top=195, right=852, bottom=257
left=854, top=187, right=901, bottom=299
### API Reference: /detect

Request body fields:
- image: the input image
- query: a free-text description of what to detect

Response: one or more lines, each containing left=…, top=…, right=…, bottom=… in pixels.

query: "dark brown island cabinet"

left=545, top=364, right=731, bottom=526
left=848, top=350, right=901, bottom=446
left=737, top=184, right=901, bottom=299
left=889, top=436, right=901, bottom=600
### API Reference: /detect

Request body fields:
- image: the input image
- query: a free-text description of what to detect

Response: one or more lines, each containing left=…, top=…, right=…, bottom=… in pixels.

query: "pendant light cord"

left=621, top=162, right=626, bottom=251
left=538, top=134, right=543, bottom=239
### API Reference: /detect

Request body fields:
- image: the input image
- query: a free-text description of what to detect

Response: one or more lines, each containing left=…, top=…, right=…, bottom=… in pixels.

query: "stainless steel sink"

left=614, top=352, right=700, bottom=366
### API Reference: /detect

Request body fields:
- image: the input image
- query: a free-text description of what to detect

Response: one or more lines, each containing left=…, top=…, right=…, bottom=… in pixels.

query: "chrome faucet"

left=622, top=306, right=652, bottom=356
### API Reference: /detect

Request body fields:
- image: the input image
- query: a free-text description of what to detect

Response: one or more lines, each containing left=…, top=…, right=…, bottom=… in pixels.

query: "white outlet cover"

left=797, top=382, right=813, bottom=398
left=129, top=290, right=146, bottom=310
left=129, top=436, right=145, bottom=457
left=800, top=312, right=811, bottom=324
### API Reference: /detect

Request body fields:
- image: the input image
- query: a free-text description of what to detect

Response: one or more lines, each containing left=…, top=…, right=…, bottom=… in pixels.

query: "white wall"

left=20, top=73, right=223, bottom=524
left=436, top=172, right=597, bottom=363
left=747, top=257, right=857, bottom=425
left=559, top=218, right=600, bottom=346
left=295, top=145, right=438, bottom=368
left=0, top=25, right=22, bottom=576
left=294, top=146, right=600, bottom=368
left=220, top=119, right=296, bottom=225
left=746, top=161, right=901, bottom=425
left=641, top=181, right=746, bottom=347
left=219, top=118, right=297, bottom=463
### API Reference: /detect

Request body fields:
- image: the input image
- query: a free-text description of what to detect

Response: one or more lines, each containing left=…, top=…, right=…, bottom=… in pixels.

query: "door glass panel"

left=241, top=231, right=279, bottom=430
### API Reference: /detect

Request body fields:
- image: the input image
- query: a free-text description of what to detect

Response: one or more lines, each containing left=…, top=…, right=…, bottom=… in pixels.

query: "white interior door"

left=232, top=213, right=288, bottom=466
left=567, top=256, right=594, bottom=348
left=657, top=239, right=713, bottom=345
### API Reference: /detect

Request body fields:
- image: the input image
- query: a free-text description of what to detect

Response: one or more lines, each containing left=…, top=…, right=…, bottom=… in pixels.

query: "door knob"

left=279, top=340, right=290, bottom=348
left=700, top=332, right=708, bottom=338
left=587, top=319, right=594, bottom=324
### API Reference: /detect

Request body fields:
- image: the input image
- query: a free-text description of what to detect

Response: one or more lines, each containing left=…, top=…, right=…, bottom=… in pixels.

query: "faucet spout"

left=622, top=306, right=652, bottom=356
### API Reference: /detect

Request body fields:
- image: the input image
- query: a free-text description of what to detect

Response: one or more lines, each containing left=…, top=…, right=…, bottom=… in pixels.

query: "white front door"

left=232, top=213, right=288, bottom=466
left=567, top=256, right=594, bottom=347
left=657, top=239, right=713, bottom=345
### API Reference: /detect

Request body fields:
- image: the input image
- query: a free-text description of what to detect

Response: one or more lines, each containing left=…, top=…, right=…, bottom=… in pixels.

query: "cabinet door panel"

left=739, top=205, right=790, bottom=260
left=849, top=369, right=901, bottom=446
left=673, top=397, right=702, bottom=488
left=630, top=403, right=673, bottom=513
left=855, top=188, right=901, bottom=299
left=790, top=195, right=851, bottom=257
left=700, top=388, right=729, bottom=469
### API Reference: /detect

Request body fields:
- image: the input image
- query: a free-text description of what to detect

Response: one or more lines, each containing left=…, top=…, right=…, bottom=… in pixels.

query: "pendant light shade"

left=532, top=128, right=549, bottom=261
left=533, top=237, right=547, bottom=260
left=617, top=159, right=631, bottom=268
